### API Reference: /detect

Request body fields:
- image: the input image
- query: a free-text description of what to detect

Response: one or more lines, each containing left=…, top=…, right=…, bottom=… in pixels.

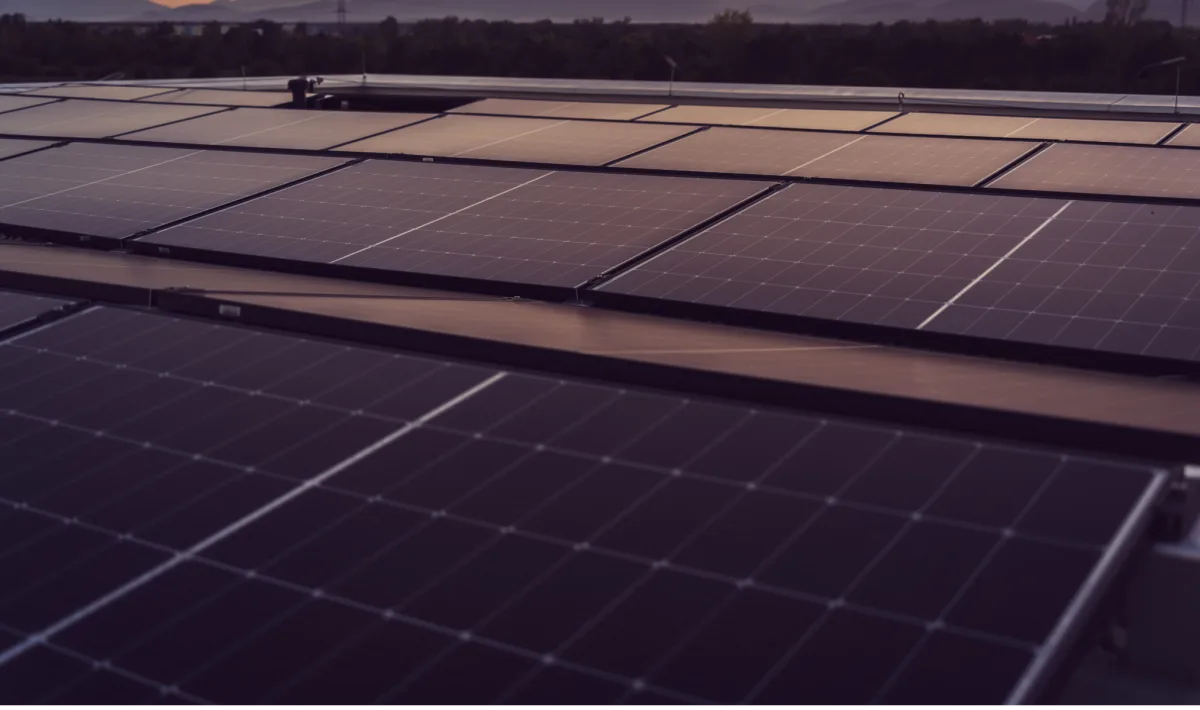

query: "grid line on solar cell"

left=0, top=100, right=225, bottom=139
left=0, top=306, right=1163, bottom=705
left=922, top=199, right=1200, bottom=361
left=0, top=290, right=70, bottom=334
left=336, top=115, right=695, bottom=166
left=0, top=143, right=347, bottom=240
left=645, top=105, right=898, bottom=132
left=141, top=160, right=772, bottom=289
left=452, top=99, right=668, bottom=121
left=875, top=112, right=1178, bottom=145
left=989, top=143, right=1200, bottom=199
left=599, top=183, right=1069, bottom=331
left=121, top=108, right=436, bottom=151
left=794, top=134, right=1041, bottom=187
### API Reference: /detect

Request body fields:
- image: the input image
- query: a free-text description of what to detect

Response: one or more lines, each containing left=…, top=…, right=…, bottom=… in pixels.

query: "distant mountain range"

left=0, top=0, right=1181, bottom=25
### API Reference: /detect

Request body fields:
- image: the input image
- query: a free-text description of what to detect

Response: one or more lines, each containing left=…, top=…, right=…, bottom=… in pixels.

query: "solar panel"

left=794, top=135, right=1040, bottom=188
left=21, top=86, right=179, bottom=102
left=989, top=143, right=1200, bottom=199
left=0, top=139, right=52, bottom=161
left=0, top=306, right=1166, bottom=704
left=139, top=160, right=770, bottom=289
left=1165, top=123, right=1200, bottom=147
left=0, top=95, right=57, bottom=115
left=0, top=100, right=224, bottom=140
left=599, top=183, right=1067, bottom=330
left=121, top=108, right=436, bottom=151
left=140, top=89, right=292, bottom=108
left=876, top=113, right=1177, bottom=144
left=616, top=127, right=860, bottom=176
left=337, top=115, right=694, bottom=166
left=647, top=106, right=897, bottom=132
left=0, top=289, right=70, bottom=334
left=0, top=143, right=346, bottom=241
left=922, top=200, right=1200, bottom=362
left=452, top=99, right=667, bottom=121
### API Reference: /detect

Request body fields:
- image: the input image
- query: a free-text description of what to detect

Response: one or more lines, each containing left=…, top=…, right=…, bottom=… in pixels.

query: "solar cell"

left=139, top=160, right=770, bottom=288
left=989, top=143, right=1200, bottom=199
left=795, top=134, right=1040, bottom=187
left=22, top=86, right=179, bottom=102
left=876, top=112, right=1177, bottom=145
left=140, top=89, right=292, bottom=108
left=647, top=105, right=897, bottom=132
left=0, top=306, right=1166, bottom=704
left=0, top=100, right=224, bottom=139
left=0, top=289, right=70, bottom=334
left=616, top=127, right=860, bottom=176
left=336, top=115, right=694, bottom=166
left=599, top=183, right=1067, bottom=330
left=452, top=98, right=667, bottom=121
left=922, top=199, right=1200, bottom=362
left=0, top=143, right=346, bottom=241
left=122, top=108, right=436, bottom=151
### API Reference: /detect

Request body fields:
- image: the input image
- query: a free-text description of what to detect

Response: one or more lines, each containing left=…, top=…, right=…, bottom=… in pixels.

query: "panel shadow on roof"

left=140, top=89, right=293, bottom=108
left=121, top=108, right=435, bottom=151
left=0, top=100, right=225, bottom=139
left=794, top=134, right=1040, bottom=188
left=599, top=183, right=1068, bottom=331
left=988, top=143, right=1200, bottom=199
left=0, top=143, right=346, bottom=241
left=646, top=105, right=897, bottom=132
left=615, top=127, right=860, bottom=176
left=0, top=305, right=1166, bottom=704
left=336, top=115, right=694, bottom=166
left=875, top=112, right=1178, bottom=145
left=22, top=85, right=180, bottom=102
left=452, top=98, right=668, bottom=121
left=923, top=200, right=1200, bottom=362
left=139, top=160, right=771, bottom=289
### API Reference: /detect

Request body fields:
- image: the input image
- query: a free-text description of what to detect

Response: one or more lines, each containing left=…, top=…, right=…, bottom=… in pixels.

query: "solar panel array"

left=141, top=89, right=292, bottom=108
left=452, top=98, right=667, bottom=121
left=0, top=139, right=52, bottom=161
left=0, top=307, right=1165, bottom=704
left=337, top=115, right=695, bottom=166
left=0, top=143, right=345, bottom=240
left=0, top=289, right=70, bottom=334
left=875, top=112, right=1178, bottom=145
left=617, top=127, right=860, bottom=176
left=140, top=160, right=770, bottom=288
left=922, top=200, right=1200, bottom=361
left=600, top=184, right=1067, bottom=330
left=646, top=105, right=898, bottom=132
left=0, top=100, right=224, bottom=140
left=122, top=108, right=436, bottom=151
left=22, top=85, right=179, bottom=102
left=1166, top=123, right=1200, bottom=147
left=0, top=95, right=57, bottom=115
left=990, top=143, right=1200, bottom=199
left=618, top=129, right=1038, bottom=186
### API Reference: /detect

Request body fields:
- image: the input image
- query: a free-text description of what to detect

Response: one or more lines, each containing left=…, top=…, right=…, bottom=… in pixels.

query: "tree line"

left=0, top=11, right=1197, bottom=96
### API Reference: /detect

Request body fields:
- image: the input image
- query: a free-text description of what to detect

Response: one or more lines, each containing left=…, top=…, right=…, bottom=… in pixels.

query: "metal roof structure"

left=0, top=74, right=1196, bottom=705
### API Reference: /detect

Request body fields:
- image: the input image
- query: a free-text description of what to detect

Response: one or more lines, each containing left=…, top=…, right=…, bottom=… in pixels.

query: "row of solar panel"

left=0, top=300, right=1166, bottom=704
left=14, top=88, right=1188, bottom=148
left=8, top=98, right=1200, bottom=198
left=0, top=141, right=1196, bottom=364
